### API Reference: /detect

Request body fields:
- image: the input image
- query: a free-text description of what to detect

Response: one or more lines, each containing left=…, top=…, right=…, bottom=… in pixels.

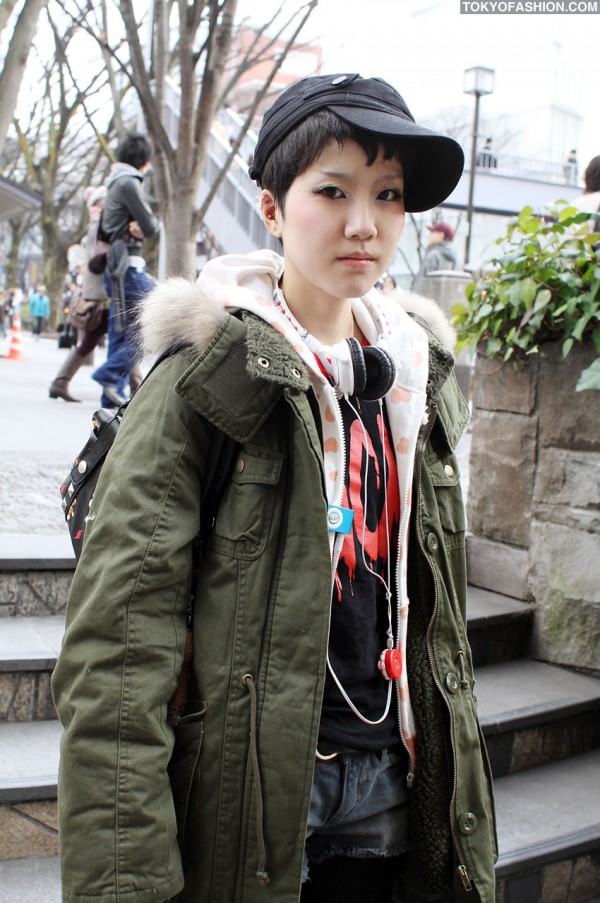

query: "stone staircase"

left=1, top=539, right=599, bottom=902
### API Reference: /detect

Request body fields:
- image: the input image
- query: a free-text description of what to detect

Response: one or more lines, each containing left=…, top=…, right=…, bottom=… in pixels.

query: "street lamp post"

left=463, top=65, right=495, bottom=268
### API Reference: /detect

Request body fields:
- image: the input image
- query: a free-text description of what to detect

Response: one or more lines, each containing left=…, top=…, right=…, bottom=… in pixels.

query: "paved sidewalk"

left=0, top=332, right=110, bottom=536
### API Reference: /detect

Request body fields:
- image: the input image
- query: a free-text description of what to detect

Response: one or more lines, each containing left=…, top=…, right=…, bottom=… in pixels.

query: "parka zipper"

left=413, top=402, right=473, bottom=893
left=394, top=406, right=426, bottom=788
left=329, top=391, right=347, bottom=577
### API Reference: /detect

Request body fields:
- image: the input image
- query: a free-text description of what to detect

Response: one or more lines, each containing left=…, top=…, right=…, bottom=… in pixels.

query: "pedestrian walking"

left=52, top=73, right=497, bottom=903
left=49, top=185, right=110, bottom=402
left=29, top=283, right=50, bottom=339
left=91, top=133, right=158, bottom=407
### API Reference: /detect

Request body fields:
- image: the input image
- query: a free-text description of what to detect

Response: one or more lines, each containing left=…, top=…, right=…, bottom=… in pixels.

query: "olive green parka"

left=52, top=267, right=497, bottom=903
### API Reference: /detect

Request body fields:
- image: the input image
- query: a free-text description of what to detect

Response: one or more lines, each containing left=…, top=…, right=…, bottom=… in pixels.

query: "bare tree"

left=3, top=212, right=37, bottom=286
left=11, top=11, right=115, bottom=321
left=60, top=0, right=319, bottom=276
left=0, top=0, right=50, bottom=156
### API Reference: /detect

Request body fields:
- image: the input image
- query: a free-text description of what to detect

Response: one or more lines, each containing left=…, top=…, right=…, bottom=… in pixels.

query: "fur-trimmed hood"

left=139, top=250, right=456, bottom=362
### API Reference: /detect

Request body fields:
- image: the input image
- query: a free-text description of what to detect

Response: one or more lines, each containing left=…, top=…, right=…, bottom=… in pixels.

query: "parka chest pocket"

left=208, top=443, right=284, bottom=560
left=423, top=446, right=466, bottom=538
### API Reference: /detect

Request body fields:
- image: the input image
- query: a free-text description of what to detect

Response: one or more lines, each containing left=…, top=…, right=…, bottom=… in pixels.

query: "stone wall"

left=467, top=341, right=600, bottom=672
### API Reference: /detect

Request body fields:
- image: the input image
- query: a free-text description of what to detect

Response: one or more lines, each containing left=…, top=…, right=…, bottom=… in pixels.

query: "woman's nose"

left=344, top=203, right=377, bottom=240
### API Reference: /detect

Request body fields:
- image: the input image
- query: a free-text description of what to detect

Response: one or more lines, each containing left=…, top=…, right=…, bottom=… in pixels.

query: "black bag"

left=60, top=406, right=122, bottom=557
left=60, top=354, right=237, bottom=559
left=58, top=323, right=78, bottom=348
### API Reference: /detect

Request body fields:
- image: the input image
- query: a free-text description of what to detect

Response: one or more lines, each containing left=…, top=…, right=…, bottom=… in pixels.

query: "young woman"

left=53, top=74, right=497, bottom=903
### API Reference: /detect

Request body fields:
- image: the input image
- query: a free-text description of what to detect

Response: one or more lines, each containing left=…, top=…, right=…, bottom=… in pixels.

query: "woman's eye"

left=314, top=186, right=344, bottom=199
left=379, top=188, right=404, bottom=202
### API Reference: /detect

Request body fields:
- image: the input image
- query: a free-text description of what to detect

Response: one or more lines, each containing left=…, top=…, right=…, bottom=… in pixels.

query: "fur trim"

left=391, top=288, right=457, bottom=353
left=139, top=277, right=227, bottom=358
left=138, top=273, right=457, bottom=362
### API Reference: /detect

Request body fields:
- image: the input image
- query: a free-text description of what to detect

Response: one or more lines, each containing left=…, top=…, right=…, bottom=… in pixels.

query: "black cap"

left=249, top=74, right=464, bottom=213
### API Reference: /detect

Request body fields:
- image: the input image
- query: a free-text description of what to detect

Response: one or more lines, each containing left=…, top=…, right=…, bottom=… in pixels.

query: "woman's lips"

left=338, top=255, right=375, bottom=269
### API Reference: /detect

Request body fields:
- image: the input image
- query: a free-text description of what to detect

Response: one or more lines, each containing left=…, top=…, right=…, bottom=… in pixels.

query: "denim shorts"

left=302, top=746, right=410, bottom=881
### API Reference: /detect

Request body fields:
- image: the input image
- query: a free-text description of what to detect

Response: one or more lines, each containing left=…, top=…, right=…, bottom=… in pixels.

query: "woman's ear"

left=260, top=190, right=282, bottom=238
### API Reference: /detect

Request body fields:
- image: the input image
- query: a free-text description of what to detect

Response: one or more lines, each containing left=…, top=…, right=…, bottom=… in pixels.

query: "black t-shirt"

left=319, top=395, right=401, bottom=750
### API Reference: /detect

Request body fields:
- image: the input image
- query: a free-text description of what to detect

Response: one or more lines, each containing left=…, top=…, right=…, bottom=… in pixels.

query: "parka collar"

left=174, top=312, right=310, bottom=444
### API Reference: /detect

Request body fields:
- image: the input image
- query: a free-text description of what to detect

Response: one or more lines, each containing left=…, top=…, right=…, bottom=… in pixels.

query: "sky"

left=239, top=0, right=600, bottom=177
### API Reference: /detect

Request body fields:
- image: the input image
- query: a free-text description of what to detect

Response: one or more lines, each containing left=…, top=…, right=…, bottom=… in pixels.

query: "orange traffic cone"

left=5, top=313, right=26, bottom=360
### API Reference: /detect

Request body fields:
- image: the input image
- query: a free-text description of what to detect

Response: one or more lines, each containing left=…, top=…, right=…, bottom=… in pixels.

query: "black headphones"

left=345, top=337, right=397, bottom=400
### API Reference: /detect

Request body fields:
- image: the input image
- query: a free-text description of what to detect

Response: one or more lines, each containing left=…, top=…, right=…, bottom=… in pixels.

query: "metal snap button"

left=78, top=460, right=87, bottom=474
left=257, top=356, right=270, bottom=369
left=445, top=672, right=459, bottom=694
left=459, top=812, right=478, bottom=835
left=444, top=464, right=455, bottom=478
left=426, top=532, right=439, bottom=553
left=235, top=457, right=245, bottom=474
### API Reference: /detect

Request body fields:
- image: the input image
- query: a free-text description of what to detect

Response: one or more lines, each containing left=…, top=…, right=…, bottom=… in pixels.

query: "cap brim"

left=329, top=106, right=464, bottom=213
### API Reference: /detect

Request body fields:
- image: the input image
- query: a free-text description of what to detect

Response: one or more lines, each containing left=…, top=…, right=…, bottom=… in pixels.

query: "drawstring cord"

left=242, top=673, right=271, bottom=887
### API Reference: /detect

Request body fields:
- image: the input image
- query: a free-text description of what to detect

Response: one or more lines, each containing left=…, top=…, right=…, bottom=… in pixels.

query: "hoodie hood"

left=107, top=162, right=143, bottom=187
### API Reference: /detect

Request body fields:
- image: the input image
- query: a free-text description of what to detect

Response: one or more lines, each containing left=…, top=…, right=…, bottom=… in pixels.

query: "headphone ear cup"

left=345, top=337, right=367, bottom=397
left=361, top=346, right=397, bottom=400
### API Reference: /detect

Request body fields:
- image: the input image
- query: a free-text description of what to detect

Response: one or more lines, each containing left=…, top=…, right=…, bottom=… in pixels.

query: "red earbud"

left=378, top=648, right=402, bottom=681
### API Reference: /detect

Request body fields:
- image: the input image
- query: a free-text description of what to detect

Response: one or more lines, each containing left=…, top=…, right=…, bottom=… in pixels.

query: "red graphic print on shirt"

left=334, top=402, right=400, bottom=603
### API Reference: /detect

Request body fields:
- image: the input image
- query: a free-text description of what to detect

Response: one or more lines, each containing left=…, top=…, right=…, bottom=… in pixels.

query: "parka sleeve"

left=51, top=356, right=212, bottom=903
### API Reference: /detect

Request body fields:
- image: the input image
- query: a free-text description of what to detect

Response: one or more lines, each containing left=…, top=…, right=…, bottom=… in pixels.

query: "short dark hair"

left=117, top=133, right=153, bottom=170
left=584, top=155, right=600, bottom=194
left=259, top=110, right=414, bottom=211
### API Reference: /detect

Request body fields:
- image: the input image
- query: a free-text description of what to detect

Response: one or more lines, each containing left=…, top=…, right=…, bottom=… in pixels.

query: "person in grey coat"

left=412, top=221, right=457, bottom=291
left=91, top=133, right=159, bottom=407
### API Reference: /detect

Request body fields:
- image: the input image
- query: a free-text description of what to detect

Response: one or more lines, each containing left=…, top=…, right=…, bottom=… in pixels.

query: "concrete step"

left=0, top=855, right=61, bottom=903
left=0, top=534, right=75, bottom=571
left=494, top=748, right=600, bottom=902
left=467, top=585, right=535, bottom=666
left=0, top=615, right=64, bottom=672
left=0, top=721, right=62, bottom=803
left=476, top=659, right=600, bottom=777
left=0, top=615, right=64, bottom=722
left=0, top=534, right=74, bottom=618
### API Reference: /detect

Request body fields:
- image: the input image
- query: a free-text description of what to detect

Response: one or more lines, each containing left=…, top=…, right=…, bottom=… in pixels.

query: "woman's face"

left=261, top=138, right=405, bottom=318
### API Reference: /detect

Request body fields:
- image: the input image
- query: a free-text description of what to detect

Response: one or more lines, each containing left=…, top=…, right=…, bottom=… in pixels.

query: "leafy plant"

left=452, top=202, right=600, bottom=390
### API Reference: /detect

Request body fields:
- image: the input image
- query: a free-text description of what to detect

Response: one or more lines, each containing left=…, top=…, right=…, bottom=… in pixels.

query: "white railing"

left=467, top=151, right=580, bottom=186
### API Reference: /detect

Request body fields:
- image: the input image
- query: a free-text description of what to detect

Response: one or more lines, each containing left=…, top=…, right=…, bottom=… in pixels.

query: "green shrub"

left=452, top=202, right=600, bottom=391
